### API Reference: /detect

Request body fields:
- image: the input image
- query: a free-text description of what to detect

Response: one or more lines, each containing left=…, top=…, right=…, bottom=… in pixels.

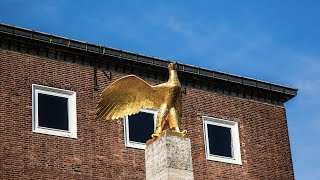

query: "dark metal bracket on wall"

left=181, top=87, right=187, bottom=95
left=94, top=67, right=112, bottom=91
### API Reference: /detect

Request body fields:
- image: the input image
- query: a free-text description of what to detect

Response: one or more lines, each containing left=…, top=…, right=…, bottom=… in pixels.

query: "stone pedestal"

left=145, top=130, right=194, bottom=180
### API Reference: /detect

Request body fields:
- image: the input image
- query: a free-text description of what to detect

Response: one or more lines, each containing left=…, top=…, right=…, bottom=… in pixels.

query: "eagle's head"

left=168, top=62, right=178, bottom=70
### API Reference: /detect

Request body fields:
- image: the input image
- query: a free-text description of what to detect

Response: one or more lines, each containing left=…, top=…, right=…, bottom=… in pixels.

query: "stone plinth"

left=145, top=130, right=194, bottom=180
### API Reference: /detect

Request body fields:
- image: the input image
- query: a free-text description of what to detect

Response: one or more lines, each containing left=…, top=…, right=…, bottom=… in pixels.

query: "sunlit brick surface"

left=0, top=50, right=294, bottom=179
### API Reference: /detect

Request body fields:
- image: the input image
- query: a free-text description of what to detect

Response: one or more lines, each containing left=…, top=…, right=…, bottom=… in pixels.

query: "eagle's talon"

left=151, top=133, right=160, bottom=138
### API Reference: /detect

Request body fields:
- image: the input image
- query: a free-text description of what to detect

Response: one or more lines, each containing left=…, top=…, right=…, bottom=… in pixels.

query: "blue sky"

left=1, top=0, right=319, bottom=179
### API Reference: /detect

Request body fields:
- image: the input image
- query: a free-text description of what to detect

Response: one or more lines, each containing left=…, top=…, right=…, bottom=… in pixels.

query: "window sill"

left=125, top=141, right=146, bottom=149
left=206, top=154, right=242, bottom=165
left=33, top=126, right=77, bottom=138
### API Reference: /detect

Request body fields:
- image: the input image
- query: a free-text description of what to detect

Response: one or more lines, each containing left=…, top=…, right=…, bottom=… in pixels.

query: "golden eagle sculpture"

left=96, top=62, right=186, bottom=138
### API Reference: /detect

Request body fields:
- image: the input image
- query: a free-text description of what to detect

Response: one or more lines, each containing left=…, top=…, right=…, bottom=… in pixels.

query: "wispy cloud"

left=165, top=19, right=194, bottom=37
left=2, top=0, right=26, bottom=3
left=145, top=8, right=274, bottom=71
left=41, top=4, right=60, bottom=15
left=295, top=80, right=320, bottom=92
left=290, top=55, right=320, bottom=88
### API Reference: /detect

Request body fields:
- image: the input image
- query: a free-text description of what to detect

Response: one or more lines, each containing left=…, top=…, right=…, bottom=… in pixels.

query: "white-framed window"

left=123, top=109, right=157, bottom=149
left=32, top=84, right=77, bottom=138
left=203, top=116, right=242, bottom=165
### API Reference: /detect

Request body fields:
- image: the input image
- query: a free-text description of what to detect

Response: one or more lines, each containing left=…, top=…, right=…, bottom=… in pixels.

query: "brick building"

left=0, top=23, right=297, bottom=179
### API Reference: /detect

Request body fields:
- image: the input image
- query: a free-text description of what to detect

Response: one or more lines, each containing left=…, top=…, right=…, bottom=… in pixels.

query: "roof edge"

left=0, top=22, right=298, bottom=100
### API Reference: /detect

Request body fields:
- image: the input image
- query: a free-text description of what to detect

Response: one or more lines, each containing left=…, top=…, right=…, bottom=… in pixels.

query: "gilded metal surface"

left=96, top=62, right=186, bottom=138
left=146, top=130, right=188, bottom=146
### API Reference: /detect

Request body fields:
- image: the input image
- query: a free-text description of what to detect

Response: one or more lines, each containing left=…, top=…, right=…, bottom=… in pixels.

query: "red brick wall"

left=0, top=50, right=294, bottom=179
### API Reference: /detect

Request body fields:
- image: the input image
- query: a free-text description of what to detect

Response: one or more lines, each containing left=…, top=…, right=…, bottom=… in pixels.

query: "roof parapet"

left=0, top=22, right=298, bottom=101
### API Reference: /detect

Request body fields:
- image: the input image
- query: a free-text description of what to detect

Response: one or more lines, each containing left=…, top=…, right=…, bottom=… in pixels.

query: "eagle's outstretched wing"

left=96, top=75, right=163, bottom=120
left=175, top=91, right=182, bottom=119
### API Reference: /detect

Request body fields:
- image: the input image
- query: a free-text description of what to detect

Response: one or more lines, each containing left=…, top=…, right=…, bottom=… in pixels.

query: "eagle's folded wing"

left=96, top=75, right=162, bottom=120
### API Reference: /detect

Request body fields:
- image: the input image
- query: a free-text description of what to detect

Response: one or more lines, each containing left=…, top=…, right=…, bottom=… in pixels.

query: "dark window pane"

left=207, top=124, right=232, bottom=158
left=38, top=93, right=69, bottom=130
left=128, top=112, right=154, bottom=143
